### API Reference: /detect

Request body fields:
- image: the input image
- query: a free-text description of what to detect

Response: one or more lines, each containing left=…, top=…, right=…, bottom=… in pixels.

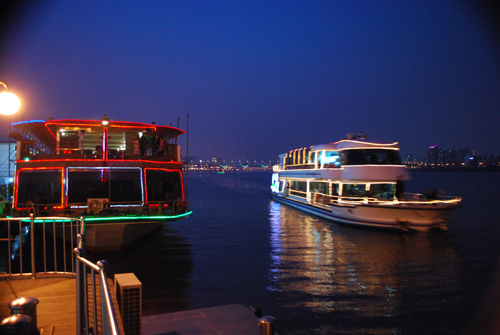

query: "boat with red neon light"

left=9, top=115, right=192, bottom=251
left=271, top=133, right=462, bottom=231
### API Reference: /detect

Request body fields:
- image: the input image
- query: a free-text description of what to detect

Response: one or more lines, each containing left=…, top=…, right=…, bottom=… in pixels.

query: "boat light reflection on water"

left=267, top=201, right=461, bottom=317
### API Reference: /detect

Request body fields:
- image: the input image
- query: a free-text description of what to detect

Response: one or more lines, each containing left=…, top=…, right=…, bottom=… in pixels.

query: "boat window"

left=370, top=183, right=395, bottom=200
left=67, top=169, right=142, bottom=203
left=16, top=169, right=63, bottom=206
left=290, top=181, right=307, bottom=198
left=342, top=184, right=367, bottom=197
left=309, top=152, right=316, bottom=165
left=59, top=131, right=80, bottom=150
left=342, top=149, right=401, bottom=165
left=310, top=182, right=329, bottom=195
left=111, top=170, right=143, bottom=201
left=319, top=151, right=341, bottom=168
left=146, top=169, right=183, bottom=202
left=331, top=183, right=339, bottom=196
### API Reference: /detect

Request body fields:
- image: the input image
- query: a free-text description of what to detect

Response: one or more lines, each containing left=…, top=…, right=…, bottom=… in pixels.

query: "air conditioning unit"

left=115, top=273, right=142, bottom=335
left=87, top=198, right=109, bottom=212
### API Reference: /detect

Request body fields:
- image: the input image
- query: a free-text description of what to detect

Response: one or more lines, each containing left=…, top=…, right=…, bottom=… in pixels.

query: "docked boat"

left=270, top=135, right=462, bottom=231
left=9, top=115, right=192, bottom=251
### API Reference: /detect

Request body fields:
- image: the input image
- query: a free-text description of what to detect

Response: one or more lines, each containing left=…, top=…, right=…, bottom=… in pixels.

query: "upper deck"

left=274, top=136, right=410, bottom=181
left=12, top=116, right=184, bottom=165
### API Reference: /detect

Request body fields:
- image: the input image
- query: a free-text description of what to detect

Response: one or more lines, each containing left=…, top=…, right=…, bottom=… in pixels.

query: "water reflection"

left=86, top=224, right=193, bottom=315
left=0, top=221, right=31, bottom=274
left=268, top=200, right=464, bottom=333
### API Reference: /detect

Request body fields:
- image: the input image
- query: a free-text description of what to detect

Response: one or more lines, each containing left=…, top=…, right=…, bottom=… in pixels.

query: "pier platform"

left=143, top=304, right=266, bottom=335
left=1, top=276, right=77, bottom=334
left=2, top=277, right=273, bottom=335
left=0, top=275, right=124, bottom=335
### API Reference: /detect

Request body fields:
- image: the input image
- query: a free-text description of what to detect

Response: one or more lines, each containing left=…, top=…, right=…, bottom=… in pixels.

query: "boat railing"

left=309, top=192, right=461, bottom=206
left=17, top=138, right=181, bottom=162
left=0, top=215, right=122, bottom=335
left=289, top=189, right=308, bottom=198
left=12, top=199, right=191, bottom=218
left=397, top=193, right=462, bottom=205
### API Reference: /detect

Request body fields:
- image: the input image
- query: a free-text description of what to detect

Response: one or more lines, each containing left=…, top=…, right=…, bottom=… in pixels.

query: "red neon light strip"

left=17, top=158, right=183, bottom=165
left=14, top=167, right=65, bottom=209
left=46, top=120, right=159, bottom=132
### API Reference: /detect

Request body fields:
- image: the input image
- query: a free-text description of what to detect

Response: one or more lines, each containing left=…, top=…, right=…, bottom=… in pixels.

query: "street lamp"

left=0, top=81, right=21, bottom=203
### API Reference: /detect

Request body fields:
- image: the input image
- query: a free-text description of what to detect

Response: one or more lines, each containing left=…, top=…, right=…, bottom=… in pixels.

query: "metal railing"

left=18, top=138, right=181, bottom=161
left=75, top=248, right=120, bottom=335
left=0, top=214, right=121, bottom=335
left=0, top=215, right=81, bottom=278
left=308, top=192, right=462, bottom=206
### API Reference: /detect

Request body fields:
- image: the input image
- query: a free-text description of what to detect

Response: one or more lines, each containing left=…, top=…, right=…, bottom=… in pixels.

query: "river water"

left=88, top=171, right=500, bottom=335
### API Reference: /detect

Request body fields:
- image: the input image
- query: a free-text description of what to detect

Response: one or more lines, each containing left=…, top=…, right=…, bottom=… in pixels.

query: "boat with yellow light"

left=270, top=134, right=462, bottom=231
left=9, top=115, right=191, bottom=251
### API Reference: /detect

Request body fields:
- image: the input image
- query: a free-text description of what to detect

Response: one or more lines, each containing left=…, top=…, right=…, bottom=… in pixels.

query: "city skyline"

left=187, top=142, right=500, bottom=166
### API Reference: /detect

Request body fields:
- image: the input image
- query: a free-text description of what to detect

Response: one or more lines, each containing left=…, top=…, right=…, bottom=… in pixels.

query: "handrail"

left=75, top=219, right=121, bottom=335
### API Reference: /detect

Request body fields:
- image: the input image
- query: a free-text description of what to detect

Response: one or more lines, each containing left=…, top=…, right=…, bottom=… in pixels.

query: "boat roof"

left=11, top=118, right=185, bottom=145
left=280, top=139, right=400, bottom=156
left=312, top=139, right=400, bottom=151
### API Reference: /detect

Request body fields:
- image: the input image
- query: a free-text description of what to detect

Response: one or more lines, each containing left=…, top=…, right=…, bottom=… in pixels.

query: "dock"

left=1, top=275, right=124, bottom=334
left=1, top=276, right=272, bottom=335
left=143, top=304, right=267, bottom=335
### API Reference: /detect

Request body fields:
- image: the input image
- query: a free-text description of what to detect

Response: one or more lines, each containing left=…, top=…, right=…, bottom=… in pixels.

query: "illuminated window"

left=309, top=182, right=329, bottom=194
left=290, top=181, right=307, bottom=197
left=342, top=184, right=367, bottom=197
left=319, top=151, right=341, bottom=168
left=370, top=183, right=396, bottom=200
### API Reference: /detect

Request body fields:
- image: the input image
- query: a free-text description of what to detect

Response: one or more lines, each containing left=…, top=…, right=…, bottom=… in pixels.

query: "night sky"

left=1, top=1, right=500, bottom=163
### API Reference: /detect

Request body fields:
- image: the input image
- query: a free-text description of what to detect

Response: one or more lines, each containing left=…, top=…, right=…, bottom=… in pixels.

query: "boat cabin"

left=11, top=117, right=188, bottom=217
left=279, top=140, right=402, bottom=171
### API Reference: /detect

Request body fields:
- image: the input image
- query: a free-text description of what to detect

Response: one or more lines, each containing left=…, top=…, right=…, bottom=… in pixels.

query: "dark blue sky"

left=1, top=1, right=500, bottom=162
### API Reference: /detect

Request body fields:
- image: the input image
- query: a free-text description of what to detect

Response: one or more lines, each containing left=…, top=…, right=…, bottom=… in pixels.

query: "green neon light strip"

left=84, top=211, right=193, bottom=222
left=18, top=211, right=193, bottom=223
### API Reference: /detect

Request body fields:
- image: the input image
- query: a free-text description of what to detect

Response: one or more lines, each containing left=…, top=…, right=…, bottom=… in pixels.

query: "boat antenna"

left=175, top=117, right=180, bottom=145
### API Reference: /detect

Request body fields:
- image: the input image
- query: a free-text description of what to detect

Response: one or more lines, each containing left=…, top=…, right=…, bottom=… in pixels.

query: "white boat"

left=9, top=116, right=192, bottom=251
left=270, top=135, right=462, bottom=231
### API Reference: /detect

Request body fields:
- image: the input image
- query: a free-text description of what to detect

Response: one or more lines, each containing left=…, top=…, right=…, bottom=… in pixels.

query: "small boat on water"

left=270, top=134, right=462, bottom=231
left=9, top=115, right=192, bottom=251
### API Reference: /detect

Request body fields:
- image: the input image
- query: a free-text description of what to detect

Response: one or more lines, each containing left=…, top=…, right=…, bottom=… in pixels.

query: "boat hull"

left=84, top=221, right=162, bottom=252
left=82, top=212, right=192, bottom=252
left=271, top=194, right=459, bottom=231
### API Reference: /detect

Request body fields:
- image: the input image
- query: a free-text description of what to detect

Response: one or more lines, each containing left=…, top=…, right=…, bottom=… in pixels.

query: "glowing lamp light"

left=0, top=90, right=20, bottom=115
left=102, top=114, right=109, bottom=126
